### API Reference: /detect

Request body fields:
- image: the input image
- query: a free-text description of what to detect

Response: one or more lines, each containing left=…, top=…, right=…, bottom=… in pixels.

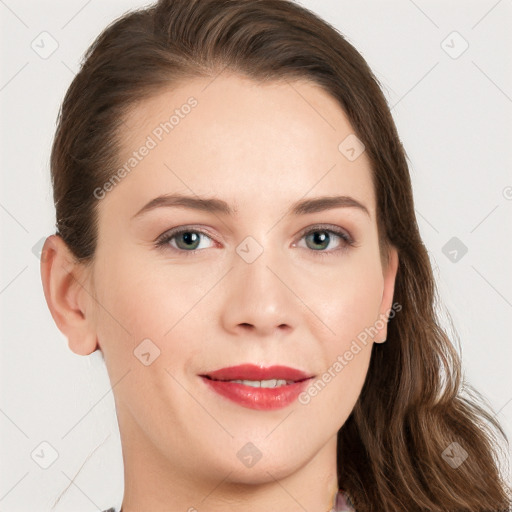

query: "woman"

left=40, top=0, right=511, bottom=510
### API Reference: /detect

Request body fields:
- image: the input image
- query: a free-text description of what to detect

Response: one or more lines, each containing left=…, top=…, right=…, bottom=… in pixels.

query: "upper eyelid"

left=298, top=223, right=351, bottom=237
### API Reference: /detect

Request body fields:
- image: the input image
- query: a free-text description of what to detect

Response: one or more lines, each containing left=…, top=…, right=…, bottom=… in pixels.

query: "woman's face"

left=79, top=73, right=398, bottom=487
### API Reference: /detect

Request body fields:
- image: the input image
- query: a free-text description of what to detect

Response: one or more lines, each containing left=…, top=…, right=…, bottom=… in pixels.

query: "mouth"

left=199, top=364, right=315, bottom=410
left=200, top=363, right=313, bottom=383
left=201, top=376, right=303, bottom=387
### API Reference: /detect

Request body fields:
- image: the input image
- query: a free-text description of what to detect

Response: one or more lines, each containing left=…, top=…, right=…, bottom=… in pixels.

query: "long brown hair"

left=50, top=0, right=511, bottom=510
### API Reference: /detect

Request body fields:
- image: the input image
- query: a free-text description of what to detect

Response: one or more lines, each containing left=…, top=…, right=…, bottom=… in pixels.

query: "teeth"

left=229, top=379, right=290, bottom=388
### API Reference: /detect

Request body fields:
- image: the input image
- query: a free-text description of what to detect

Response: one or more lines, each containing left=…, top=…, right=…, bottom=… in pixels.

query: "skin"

left=41, top=72, right=398, bottom=512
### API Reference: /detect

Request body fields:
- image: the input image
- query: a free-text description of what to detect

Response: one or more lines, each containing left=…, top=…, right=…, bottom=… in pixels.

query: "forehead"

left=109, top=72, right=376, bottom=220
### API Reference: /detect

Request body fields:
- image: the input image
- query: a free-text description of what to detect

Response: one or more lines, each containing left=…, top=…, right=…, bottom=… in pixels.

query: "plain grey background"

left=1, top=0, right=511, bottom=510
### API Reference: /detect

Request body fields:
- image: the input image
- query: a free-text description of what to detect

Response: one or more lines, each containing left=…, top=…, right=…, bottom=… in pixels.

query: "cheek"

left=300, top=268, right=380, bottom=423
left=301, top=251, right=383, bottom=405
left=305, top=250, right=384, bottom=342
left=91, top=252, right=208, bottom=368
left=94, top=251, right=174, bottom=331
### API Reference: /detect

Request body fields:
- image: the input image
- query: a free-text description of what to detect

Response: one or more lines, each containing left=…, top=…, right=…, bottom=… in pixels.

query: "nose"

left=219, top=243, right=300, bottom=339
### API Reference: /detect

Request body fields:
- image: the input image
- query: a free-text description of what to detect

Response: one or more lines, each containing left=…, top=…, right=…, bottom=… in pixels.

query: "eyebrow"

left=132, top=193, right=370, bottom=219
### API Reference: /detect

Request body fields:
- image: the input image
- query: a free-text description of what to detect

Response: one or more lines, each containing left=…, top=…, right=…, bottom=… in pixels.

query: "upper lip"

left=200, top=364, right=314, bottom=382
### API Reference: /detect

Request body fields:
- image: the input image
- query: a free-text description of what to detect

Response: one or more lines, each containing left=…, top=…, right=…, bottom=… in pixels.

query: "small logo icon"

left=338, top=134, right=365, bottom=162
left=31, top=31, right=59, bottom=59
left=31, top=236, right=49, bottom=262
left=236, top=442, right=263, bottom=468
left=442, top=236, right=468, bottom=263
left=133, top=338, right=161, bottom=366
left=442, top=442, right=468, bottom=468
left=236, top=236, right=264, bottom=264
left=441, top=31, right=469, bottom=59
left=502, top=186, right=512, bottom=201
left=31, top=441, right=59, bottom=469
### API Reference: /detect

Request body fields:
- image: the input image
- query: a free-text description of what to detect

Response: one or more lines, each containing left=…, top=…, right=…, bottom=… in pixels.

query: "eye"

left=155, top=227, right=215, bottom=254
left=155, top=224, right=357, bottom=256
left=295, top=224, right=356, bottom=256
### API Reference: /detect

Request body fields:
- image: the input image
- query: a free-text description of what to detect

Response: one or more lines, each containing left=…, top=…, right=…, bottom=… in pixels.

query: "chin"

left=224, top=464, right=299, bottom=486
left=214, top=447, right=309, bottom=485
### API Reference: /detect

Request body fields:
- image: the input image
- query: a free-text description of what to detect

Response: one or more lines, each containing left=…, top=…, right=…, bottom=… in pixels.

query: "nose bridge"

left=237, top=232, right=287, bottom=306
left=220, top=231, right=299, bottom=336
left=238, top=236, right=280, bottom=292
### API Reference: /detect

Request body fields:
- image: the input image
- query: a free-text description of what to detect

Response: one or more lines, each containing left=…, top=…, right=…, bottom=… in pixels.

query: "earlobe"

left=375, top=246, right=399, bottom=343
left=40, top=235, right=99, bottom=355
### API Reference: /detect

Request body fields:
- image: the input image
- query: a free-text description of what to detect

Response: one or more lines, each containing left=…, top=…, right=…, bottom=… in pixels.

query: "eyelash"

left=154, top=224, right=356, bottom=258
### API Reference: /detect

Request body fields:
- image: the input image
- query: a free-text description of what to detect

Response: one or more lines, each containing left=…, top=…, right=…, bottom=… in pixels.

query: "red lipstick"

left=200, top=364, right=313, bottom=411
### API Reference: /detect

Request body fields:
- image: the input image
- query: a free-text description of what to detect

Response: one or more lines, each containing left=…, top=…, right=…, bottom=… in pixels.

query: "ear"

left=374, top=245, right=399, bottom=343
left=40, top=234, right=99, bottom=355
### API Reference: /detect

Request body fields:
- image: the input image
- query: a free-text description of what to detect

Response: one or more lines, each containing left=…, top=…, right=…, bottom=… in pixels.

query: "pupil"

left=182, top=232, right=199, bottom=248
left=310, top=231, right=328, bottom=250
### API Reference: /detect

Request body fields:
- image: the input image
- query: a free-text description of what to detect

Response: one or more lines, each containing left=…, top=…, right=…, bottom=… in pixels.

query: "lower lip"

left=200, top=377, right=311, bottom=410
